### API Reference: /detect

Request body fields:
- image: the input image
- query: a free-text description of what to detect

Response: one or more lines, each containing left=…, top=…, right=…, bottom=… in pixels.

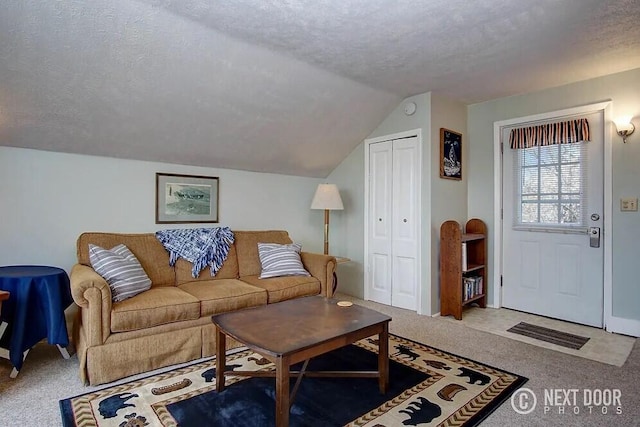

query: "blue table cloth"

left=0, top=265, right=72, bottom=371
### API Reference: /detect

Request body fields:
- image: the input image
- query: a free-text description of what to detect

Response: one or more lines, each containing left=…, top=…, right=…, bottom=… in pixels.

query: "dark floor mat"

left=507, top=322, right=590, bottom=350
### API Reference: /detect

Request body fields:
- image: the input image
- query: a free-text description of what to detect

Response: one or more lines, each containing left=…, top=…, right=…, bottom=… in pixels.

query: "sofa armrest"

left=70, top=264, right=112, bottom=346
left=300, top=252, right=336, bottom=298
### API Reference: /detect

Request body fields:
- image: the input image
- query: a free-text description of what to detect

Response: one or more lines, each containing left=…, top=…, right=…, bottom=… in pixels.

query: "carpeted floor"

left=1, top=295, right=639, bottom=426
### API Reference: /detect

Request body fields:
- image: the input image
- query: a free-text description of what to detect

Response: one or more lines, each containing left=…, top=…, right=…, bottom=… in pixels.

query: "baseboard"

left=431, top=306, right=497, bottom=317
left=606, top=316, right=640, bottom=337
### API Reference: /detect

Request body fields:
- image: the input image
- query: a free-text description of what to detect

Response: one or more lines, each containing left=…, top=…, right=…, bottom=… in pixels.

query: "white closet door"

left=391, top=137, right=419, bottom=310
left=368, top=141, right=393, bottom=305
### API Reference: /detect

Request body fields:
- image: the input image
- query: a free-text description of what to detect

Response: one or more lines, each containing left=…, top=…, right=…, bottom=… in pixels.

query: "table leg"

left=275, top=356, right=290, bottom=427
left=57, top=344, right=71, bottom=359
left=378, top=323, right=389, bottom=394
left=0, top=321, right=7, bottom=340
left=216, top=327, right=226, bottom=392
left=8, top=348, right=30, bottom=379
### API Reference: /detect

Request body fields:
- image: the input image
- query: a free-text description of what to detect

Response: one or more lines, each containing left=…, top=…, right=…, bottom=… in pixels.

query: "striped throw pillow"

left=89, top=244, right=152, bottom=302
left=258, top=243, right=311, bottom=279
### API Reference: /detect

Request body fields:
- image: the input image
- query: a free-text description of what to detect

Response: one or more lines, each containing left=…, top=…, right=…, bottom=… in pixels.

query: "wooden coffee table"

left=212, top=296, right=391, bottom=427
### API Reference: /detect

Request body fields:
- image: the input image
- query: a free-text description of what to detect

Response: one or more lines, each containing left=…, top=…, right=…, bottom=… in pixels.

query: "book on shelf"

left=462, top=275, right=483, bottom=301
left=461, top=242, right=468, bottom=271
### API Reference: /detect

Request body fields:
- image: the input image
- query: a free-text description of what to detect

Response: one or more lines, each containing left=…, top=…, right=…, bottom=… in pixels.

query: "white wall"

left=323, top=143, right=365, bottom=298
left=328, top=93, right=432, bottom=310
left=0, top=147, right=323, bottom=272
left=468, top=67, right=640, bottom=325
left=430, top=94, right=468, bottom=313
left=369, top=93, right=433, bottom=314
left=330, top=68, right=640, bottom=329
left=328, top=92, right=469, bottom=315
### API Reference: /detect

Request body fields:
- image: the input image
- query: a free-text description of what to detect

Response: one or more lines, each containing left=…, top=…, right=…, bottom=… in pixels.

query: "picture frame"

left=440, top=128, right=462, bottom=180
left=155, top=173, right=219, bottom=224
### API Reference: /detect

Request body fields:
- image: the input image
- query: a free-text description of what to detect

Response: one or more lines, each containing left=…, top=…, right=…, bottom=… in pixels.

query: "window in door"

left=512, top=130, right=589, bottom=231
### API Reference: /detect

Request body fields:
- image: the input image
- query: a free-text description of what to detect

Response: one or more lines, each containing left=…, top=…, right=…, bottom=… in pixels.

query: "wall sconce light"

left=614, top=117, right=635, bottom=143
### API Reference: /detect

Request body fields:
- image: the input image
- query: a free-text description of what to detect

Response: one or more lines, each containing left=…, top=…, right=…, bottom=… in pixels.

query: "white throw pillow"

left=89, top=244, right=152, bottom=302
left=257, top=243, right=311, bottom=279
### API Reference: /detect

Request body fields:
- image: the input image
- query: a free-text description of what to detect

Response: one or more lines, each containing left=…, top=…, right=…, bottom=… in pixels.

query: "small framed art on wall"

left=156, top=173, right=219, bottom=223
left=440, top=128, right=462, bottom=180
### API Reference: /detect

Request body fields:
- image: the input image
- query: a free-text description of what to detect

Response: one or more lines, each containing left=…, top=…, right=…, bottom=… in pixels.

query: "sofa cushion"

left=234, top=230, right=293, bottom=277
left=78, top=233, right=175, bottom=287
left=111, top=287, right=200, bottom=332
left=178, top=279, right=267, bottom=316
left=240, top=275, right=320, bottom=303
left=258, top=243, right=310, bottom=279
left=175, top=244, right=239, bottom=284
left=89, top=244, right=152, bottom=302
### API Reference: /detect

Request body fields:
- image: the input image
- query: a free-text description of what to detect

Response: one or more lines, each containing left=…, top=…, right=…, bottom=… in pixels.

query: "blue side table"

left=0, top=265, right=73, bottom=377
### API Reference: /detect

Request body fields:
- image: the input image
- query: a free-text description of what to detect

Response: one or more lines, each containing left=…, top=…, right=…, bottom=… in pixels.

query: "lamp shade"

left=614, top=116, right=634, bottom=133
left=310, top=184, right=344, bottom=210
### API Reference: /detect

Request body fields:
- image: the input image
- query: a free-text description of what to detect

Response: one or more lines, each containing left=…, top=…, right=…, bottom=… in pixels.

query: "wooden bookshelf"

left=440, top=218, right=487, bottom=320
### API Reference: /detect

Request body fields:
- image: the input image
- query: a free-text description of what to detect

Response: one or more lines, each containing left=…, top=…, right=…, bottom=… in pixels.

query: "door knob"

left=403, top=219, right=407, bottom=223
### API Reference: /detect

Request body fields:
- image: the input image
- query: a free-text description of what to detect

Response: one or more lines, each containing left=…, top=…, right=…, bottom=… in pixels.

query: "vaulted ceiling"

left=1, top=1, right=639, bottom=177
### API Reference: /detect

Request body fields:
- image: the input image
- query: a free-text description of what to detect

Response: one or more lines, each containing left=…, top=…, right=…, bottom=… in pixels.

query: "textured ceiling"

left=1, top=1, right=640, bottom=177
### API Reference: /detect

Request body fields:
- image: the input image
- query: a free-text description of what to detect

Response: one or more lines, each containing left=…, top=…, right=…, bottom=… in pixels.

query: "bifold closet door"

left=367, top=137, right=418, bottom=310
left=391, top=137, right=418, bottom=310
left=368, top=140, right=393, bottom=305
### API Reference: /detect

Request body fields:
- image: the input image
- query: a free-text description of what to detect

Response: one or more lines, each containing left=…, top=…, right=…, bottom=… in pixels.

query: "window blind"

left=510, top=119, right=589, bottom=230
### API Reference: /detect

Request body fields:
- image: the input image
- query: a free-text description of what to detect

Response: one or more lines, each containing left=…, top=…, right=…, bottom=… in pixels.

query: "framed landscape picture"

left=156, top=173, right=219, bottom=224
left=440, top=128, right=462, bottom=180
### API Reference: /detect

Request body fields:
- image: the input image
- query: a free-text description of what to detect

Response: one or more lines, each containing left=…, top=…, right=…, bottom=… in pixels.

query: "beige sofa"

left=70, top=230, right=336, bottom=385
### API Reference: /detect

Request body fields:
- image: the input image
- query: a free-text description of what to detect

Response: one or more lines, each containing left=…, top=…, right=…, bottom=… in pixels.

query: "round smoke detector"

left=404, top=102, right=416, bottom=116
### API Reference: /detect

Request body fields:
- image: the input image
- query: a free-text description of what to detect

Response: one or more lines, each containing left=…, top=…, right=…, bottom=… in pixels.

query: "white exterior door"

left=502, top=110, right=604, bottom=327
left=367, top=137, right=419, bottom=310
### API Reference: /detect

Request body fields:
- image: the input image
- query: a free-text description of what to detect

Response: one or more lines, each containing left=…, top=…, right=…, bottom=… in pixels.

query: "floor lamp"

left=311, top=184, right=344, bottom=255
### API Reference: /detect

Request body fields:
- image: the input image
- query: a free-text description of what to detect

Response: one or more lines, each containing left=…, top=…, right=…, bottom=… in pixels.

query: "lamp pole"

left=324, top=209, right=330, bottom=255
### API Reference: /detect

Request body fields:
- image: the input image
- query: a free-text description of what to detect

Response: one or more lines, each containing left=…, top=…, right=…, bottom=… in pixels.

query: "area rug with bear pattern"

left=60, top=334, right=527, bottom=426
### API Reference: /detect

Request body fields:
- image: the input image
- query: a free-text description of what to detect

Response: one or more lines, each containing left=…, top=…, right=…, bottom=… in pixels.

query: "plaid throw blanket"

left=155, top=227, right=235, bottom=278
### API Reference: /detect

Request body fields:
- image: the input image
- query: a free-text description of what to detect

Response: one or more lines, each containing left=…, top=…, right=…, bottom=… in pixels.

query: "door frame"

left=364, top=129, right=423, bottom=314
left=492, top=101, right=613, bottom=329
